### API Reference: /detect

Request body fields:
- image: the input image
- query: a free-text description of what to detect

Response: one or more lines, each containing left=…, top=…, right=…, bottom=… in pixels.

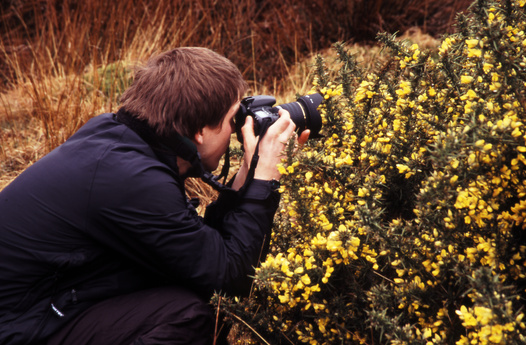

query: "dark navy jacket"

left=0, top=113, right=279, bottom=344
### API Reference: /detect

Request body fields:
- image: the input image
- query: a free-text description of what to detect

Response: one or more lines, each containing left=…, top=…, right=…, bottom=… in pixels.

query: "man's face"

left=194, top=101, right=240, bottom=172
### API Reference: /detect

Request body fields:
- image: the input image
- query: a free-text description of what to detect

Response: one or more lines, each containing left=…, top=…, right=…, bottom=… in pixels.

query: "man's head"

left=120, top=47, right=248, bottom=138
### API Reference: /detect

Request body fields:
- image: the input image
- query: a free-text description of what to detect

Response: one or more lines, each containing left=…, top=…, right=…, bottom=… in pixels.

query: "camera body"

left=235, top=93, right=323, bottom=143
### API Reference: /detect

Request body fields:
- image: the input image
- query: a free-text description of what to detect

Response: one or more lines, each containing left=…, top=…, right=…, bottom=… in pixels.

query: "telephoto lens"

left=235, top=93, right=323, bottom=143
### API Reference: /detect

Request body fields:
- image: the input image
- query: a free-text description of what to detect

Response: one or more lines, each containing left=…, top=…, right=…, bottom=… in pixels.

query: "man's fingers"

left=271, top=110, right=296, bottom=141
left=298, top=130, right=310, bottom=146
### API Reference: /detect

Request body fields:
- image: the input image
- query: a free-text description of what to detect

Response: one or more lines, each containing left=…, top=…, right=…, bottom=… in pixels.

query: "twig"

left=213, top=296, right=221, bottom=345
left=372, top=270, right=395, bottom=284
left=229, top=313, right=271, bottom=345
left=250, top=234, right=267, bottom=298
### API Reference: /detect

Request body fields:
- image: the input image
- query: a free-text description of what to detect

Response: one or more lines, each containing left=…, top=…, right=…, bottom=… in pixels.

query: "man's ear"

left=193, top=128, right=205, bottom=145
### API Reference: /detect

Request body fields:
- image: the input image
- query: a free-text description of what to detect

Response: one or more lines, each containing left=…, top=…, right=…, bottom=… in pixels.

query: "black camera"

left=235, top=93, right=323, bottom=142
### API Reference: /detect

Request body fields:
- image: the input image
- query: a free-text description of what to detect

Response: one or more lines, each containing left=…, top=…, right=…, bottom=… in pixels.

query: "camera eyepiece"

left=235, top=93, right=323, bottom=143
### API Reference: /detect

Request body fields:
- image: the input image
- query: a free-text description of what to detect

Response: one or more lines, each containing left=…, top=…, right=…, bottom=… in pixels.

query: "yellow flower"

left=467, top=48, right=482, bottom=58
left=439, top=37, right=453, bottom=54
left=326, top=232, right=342, bottom=252
left=456, top=336, right=469, bottom=345
left=483, top=63, right=494, bottom=73
left=466, top=39, right=480, bottom=48
left=396, top=164, right=410, bottom=174
left=278, top=294, right=289, bottom=303
left=489, top=327, right=503, bottom=343
left=461, top=75, right=474, bottom=84
left=488, top=12, right=495, bottom=23
left=396, top=81, right=412, bottom=98
left=300, top=274, right=311, bottom=285
left=393, top=119, right=401, bottom=131
left=475, top=139, right=485, bottom=147
left=473, top=306, right=493, bottom=326
left=462, top=89, right=478, bottom=100
left=427, top=88, right=437, bottom=98
left=456, top=305, right=477, bottom=327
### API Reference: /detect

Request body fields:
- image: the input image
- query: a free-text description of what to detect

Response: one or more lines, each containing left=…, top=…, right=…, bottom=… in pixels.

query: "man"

left=0, top=47, right=309, bottom=344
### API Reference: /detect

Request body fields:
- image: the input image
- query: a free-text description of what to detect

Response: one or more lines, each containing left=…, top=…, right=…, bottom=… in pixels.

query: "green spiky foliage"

left=217, top=1, right=526, bottom=344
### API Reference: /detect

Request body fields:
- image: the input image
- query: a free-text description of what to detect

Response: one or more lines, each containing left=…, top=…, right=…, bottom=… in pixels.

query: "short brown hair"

left=120, top=47, right=248, bottom=137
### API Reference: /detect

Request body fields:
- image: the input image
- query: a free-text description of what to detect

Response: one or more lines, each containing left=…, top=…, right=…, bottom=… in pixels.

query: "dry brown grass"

left=1, top=0, right=470, bottom=86
left=1, top=0, right=464, bottom=193
left=0, top=88, right=44, bottom=187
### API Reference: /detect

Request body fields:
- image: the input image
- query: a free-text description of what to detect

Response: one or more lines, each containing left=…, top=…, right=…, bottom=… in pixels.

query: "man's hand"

left=231, top=110, right=310, bottom=190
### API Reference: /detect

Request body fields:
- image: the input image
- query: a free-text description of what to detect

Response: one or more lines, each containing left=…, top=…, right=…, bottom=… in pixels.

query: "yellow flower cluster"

left=456, top=300, right=525, bottom=345
left=399, top=43, right=421, bottom=69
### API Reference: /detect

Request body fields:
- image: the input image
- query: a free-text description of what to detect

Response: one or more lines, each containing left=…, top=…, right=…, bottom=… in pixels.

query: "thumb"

left=241, top=115, right=255, bottom=140
left=240, top=116, right=258, bottom=162
left=298, top=130, right=310, bottom=146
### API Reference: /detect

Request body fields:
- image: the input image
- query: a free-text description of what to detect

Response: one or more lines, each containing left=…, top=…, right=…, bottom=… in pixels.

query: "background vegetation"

left=0, top=0, right=470, bottom=191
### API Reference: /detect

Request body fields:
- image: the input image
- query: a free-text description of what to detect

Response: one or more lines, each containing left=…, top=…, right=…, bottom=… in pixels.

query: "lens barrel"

left=275, top=93, right=323, bottom=138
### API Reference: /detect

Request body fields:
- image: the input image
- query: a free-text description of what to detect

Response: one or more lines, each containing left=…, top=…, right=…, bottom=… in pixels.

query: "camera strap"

left=238, top=117, right=273, bottom=193
left=201, top=148, right=232, bottom=191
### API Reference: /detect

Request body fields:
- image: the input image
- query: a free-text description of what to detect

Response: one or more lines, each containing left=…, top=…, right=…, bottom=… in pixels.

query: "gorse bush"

left=218, top=0, right=526, bottom=344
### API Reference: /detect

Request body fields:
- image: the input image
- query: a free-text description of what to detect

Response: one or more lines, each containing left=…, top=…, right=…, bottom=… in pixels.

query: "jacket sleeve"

left=88, top=155, right=280, bottom=297
left=204, top=180, right=279, bottom=294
